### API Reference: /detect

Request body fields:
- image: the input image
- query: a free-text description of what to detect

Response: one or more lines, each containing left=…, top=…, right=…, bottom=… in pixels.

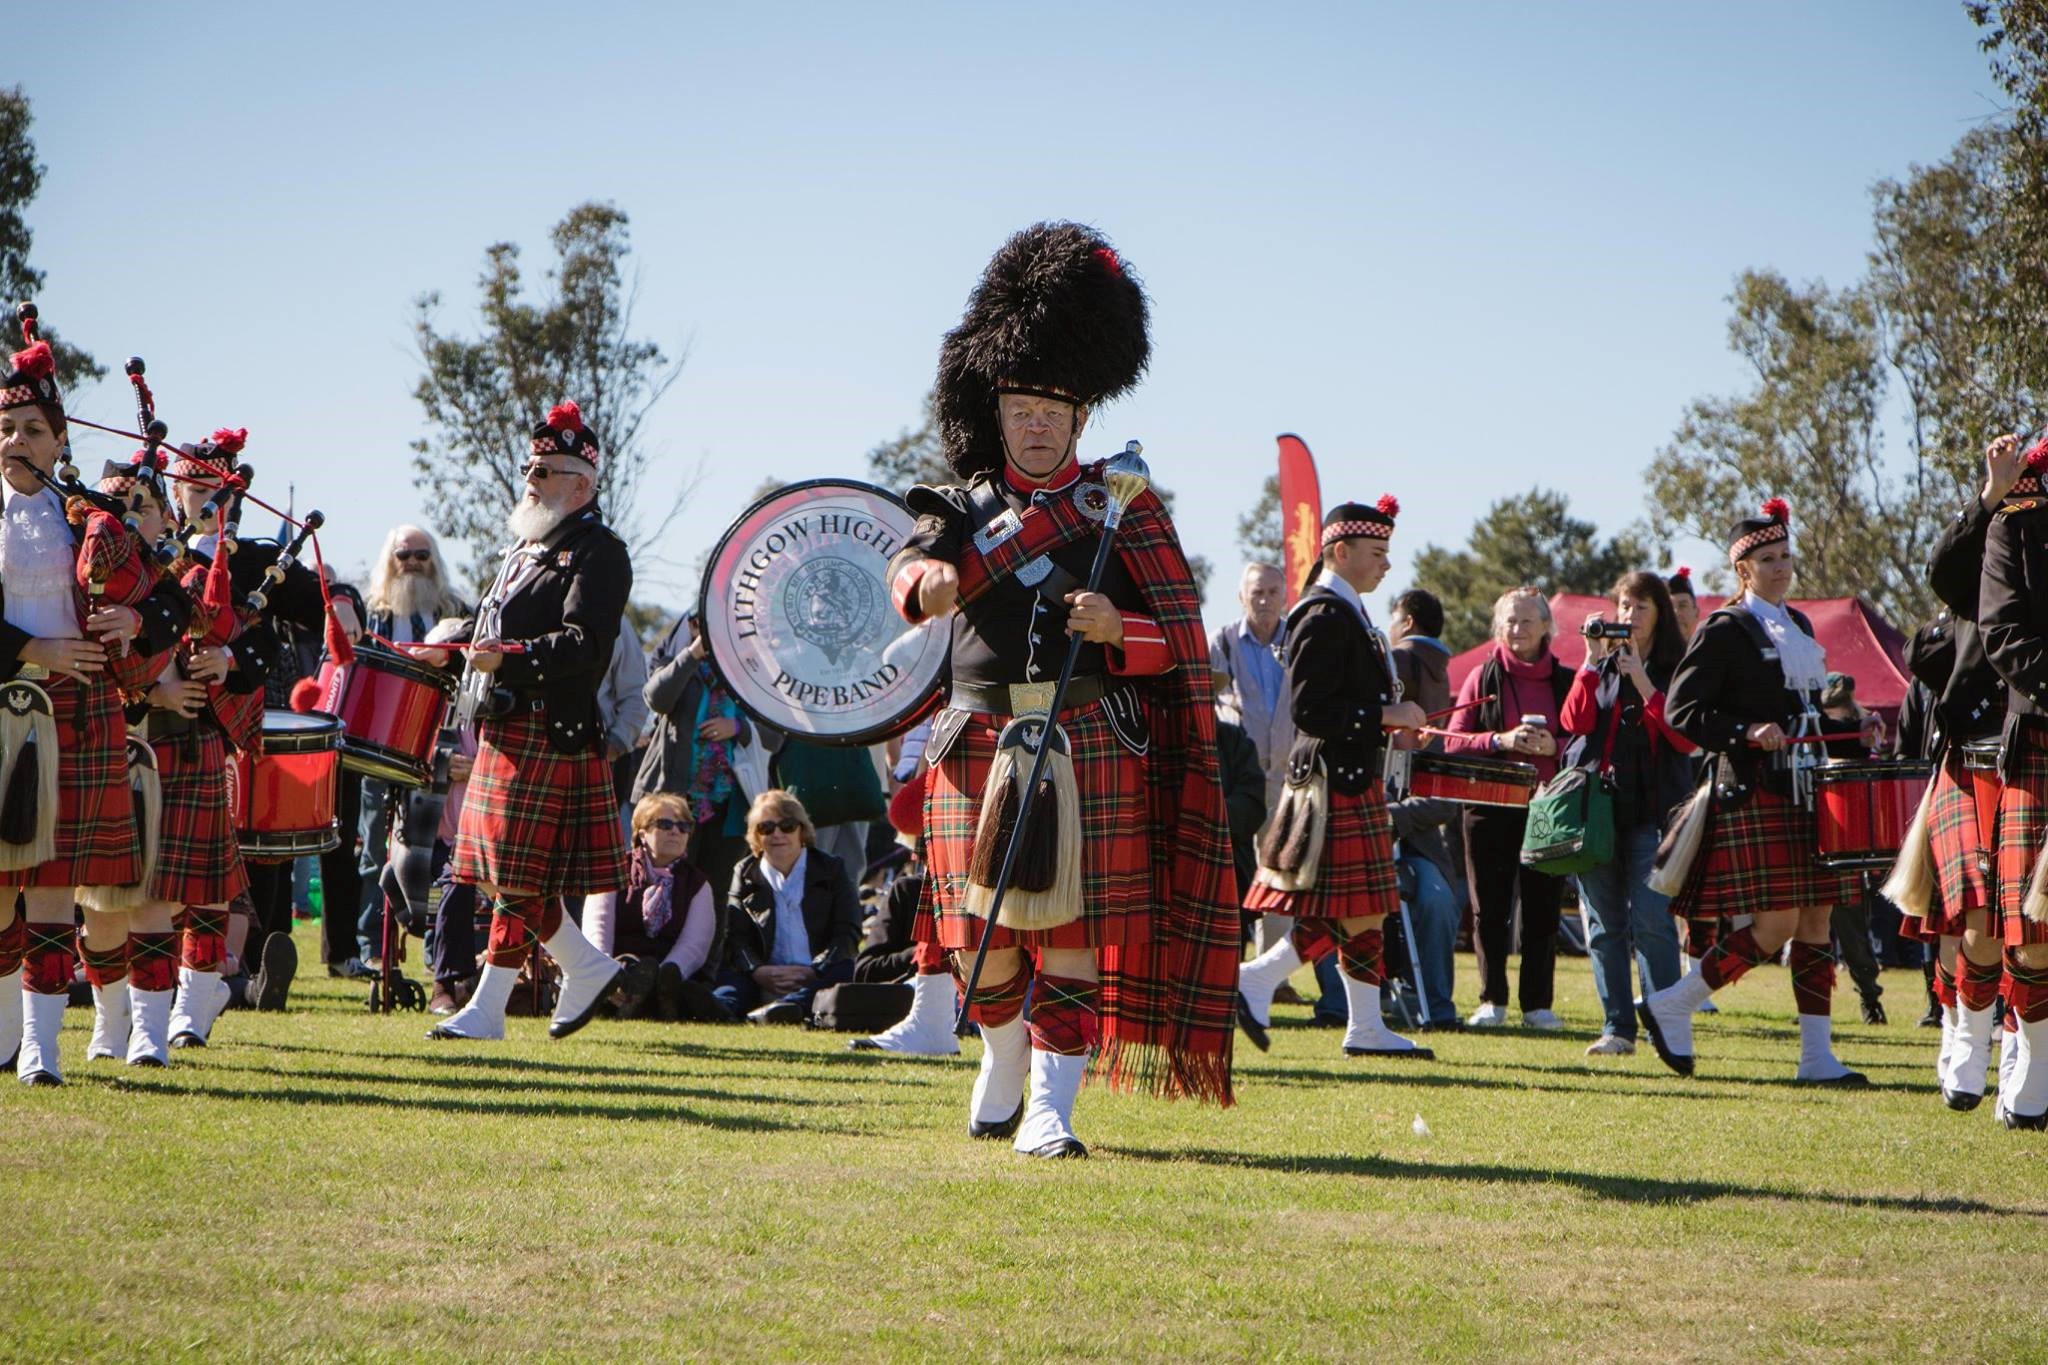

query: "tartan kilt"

left=1995, top=728, right=2048, bottom=948
left=1241, top=781, right=1400, bottom=923
left=9, top=674, right=140, bottom=890
left=925, top=699, right=1151, bottom=951
left=1925, top=749, right=1992, bottom=934
left=1672, top=788, right=1862, bottom=918
left=147, top=727, right=248, bottom=907
left=451, top=708, right=626, bottom=899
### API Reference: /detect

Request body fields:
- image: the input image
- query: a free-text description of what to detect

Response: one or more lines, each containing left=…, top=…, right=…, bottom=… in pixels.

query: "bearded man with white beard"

left=428, top=401, right=632, bottom=1044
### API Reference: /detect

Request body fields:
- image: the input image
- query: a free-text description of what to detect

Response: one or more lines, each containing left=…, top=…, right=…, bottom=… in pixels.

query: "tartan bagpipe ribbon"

left=950, top=464, right=1240, bottom=1105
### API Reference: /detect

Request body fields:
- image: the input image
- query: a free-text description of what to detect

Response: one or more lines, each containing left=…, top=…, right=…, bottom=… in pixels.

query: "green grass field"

left=6, top=926, right=2047, bottom=1363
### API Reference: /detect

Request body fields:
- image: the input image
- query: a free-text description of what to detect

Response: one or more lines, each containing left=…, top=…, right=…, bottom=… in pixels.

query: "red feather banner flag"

left=1276, top=433, right=1323, bottom=606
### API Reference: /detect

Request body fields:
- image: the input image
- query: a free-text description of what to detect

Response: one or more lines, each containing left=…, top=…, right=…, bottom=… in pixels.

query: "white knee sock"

left=1238, top=938, right=1302, bottom=1027
left=128, top=988, right=173, bottom=1066
left=434, top=963, right=519, bottom=1040
left=544, top=919, right=620, bottom=1029
left=1949, top=1001, right=1995, bottom=1099
left=864, top=972, right=962, bottom=1056
left=1012, top=1048, right=1087, bottom=1154
left=2010, top=1016, right=2048, bottom=1119
left=0, top=967, right=22, bottom=1064
left=970, top=1013, right=1029, bottom=1125
left=18, top=989, right=66, bottom=1082
left=1644, top=963, right=1711, bottom=1057
left=1936, top=1003, right=1958, bottom=1089
left=1795, top=1013, right=1852, bottom=1081
left=88, top=979, right=132, bottom=1061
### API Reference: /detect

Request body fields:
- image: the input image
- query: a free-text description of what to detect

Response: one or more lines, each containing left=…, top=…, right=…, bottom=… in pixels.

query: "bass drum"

left=699, top=479, right=949, bottom=747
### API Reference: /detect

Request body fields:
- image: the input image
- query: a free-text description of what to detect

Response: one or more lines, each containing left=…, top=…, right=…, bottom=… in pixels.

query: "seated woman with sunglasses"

left=713, top=790, right=862, bottom=1024
left=585, top=793, right=732, bottom=1022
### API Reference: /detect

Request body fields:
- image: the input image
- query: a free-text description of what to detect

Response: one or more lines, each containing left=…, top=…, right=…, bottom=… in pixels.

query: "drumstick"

left=1427, top=694, right=1494, bottom=722
left=1751, top=731, right=1866, bottom=747
left=374, top=636, right=528, bottom=656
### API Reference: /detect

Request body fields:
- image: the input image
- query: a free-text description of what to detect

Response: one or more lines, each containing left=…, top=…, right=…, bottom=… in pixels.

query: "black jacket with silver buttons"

left=1280, top=586, right=1394, bottom=798
left=481, top=511, right=632, bottom=756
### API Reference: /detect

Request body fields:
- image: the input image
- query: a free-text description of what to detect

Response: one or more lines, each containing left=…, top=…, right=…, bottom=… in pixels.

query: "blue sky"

left=18, top=2, right=2002, bottom=622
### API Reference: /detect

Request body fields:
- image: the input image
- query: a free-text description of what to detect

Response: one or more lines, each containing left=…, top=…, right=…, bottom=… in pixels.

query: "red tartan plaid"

left=1926, top=751, right=1993, bottom=934
left=926, top=699, right=1152, bottom=951
left=452, top=709, right=626, bottom=898
left=1995, top=728, right=2048, bottom=948
left=1242, top=783, right=1400, bottom=923
left=7, top=674, right=140, bottom=890
left=932, top=477, right=1241, bottom=1104
left=147, top=728, right=248, bottom=907
left=1671, top=788, right=1862, bottom=918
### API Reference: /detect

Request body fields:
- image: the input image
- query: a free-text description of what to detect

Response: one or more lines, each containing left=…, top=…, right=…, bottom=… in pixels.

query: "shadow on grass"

left=264, top=1064, right=835, bottom=1108
left=104, top=1076, right=860, bottom=1133
left=1235, top=1063, right=1733, bottom=1103
left=1475, top=1056, right=1939, bottom=1093
left=1108, top=1146, right=2048, bottom=1218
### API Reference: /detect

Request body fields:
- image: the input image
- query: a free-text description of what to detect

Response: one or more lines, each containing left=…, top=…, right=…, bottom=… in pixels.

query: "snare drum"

left=1409, top=751, right=1541, bottom=808
left=1960, top=737, right=2003, bottom=858
left=1814, top=757, right=1936, bottom=869
left=236, top=709, right=344, bottom=861
left=318, top=640, right=457, bottom=787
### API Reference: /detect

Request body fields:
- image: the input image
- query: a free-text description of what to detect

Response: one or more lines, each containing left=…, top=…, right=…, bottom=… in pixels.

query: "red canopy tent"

left=1445, top=593, right=1912, bottom=726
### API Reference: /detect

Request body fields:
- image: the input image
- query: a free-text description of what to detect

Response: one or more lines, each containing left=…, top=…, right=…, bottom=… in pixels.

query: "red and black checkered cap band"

left=529, top=428, right=600, bottom=463
left=1728, top=520, right=1789, bottom=563
left=2016, top=474, right=2043, bottom=497
left=0, top=375, right=61, bottom=412
left=1321, top=517, right=1394, bottom=547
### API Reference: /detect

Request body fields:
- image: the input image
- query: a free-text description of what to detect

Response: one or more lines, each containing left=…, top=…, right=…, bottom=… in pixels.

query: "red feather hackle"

left=1674, top=564, right=1692, bottom=580
left=208, top=427, right=248, bottom=457
left=11, top=339, right=54, bottom=380
left=546, top=400, right=583, bottom=433
left=1759, top=496, right=1790, bottom=522
left=2024, top=433, right=2048, bottom=473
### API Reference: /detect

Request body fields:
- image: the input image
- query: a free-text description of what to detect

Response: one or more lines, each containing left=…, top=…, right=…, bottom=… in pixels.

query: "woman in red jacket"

left=1559, top=572, right=1696, bottom=1056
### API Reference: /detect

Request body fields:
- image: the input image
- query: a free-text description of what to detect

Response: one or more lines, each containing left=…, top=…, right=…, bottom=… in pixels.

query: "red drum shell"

left=319, top=641, right=456, bottom=787
left=237, top=709, right=343, bottom=860
left=1410, top=751, right=1541, bottom=808
left=1814, top=757, right=1936, bottom=870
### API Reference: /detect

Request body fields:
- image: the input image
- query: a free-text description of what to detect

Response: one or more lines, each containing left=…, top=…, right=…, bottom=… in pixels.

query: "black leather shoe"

left=1943, top=1087, right=1984, bottom=1111
left=1636, top=1001, right=1694, bottom=1077
left=1344, top=1044, right=1436, bottom=1060
left=1860, top=998, right=1887, bottom=1026
left=1, top=1048, right=16, bottom=1072
left=127, top=1055, right=165, bottom=1069
left=969, top=1099, right=1025, bottom=1140
left=2000, top=1105, right=2048, bottom=1131
left=1796, top=1069, right=1869, bottom=1088
left=254, top=933, right=297, bottom=1012
left=1235, top=993, right=1270, bottom=1052
left=548, top=966, right=625, bottom=1040
left=1917, top=1001, right=1943, bottom=1028
left=19, top=1069, right=61, bottom=1087
left=848, top=1037, right=883, bottom=1051
left=425, top=1023, right=478, bottom=1041
left=169, top=1031, right=205, bottom=1050
left=745, top=999, right=805, bottom=1026
left=1024, top=1136, right=1088, bottom=1159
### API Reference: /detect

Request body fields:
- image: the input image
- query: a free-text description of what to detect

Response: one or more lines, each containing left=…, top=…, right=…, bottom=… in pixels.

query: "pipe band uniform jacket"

left=1281, top=583, right=1394, bottom=795
left=477, top=509, right=632, bottom=756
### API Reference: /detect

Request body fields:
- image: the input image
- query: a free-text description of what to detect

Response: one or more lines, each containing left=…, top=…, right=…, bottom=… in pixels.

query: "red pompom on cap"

left=2024, top=434, right=2048, bottom=473
left=1674, top=564, right=1692, bottom=580
left=289, top=677, right=323, bottom=713
left=208, top=427, right=248, bottom=456
left=546, top=400, right=584, bottom=434
left=10, top=339, right=53, bottom=380
left=1375, top=493, right=1400, bottom=519
left=1759, top=496, right=1790, bottom=522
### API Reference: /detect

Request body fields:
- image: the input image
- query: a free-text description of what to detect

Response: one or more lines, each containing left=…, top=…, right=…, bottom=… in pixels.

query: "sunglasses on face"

left=754, top=818, right=801, bottom=835
left=644, top=817, right=686, bottom=834
left=522, top=461, right=584, bottom=483
left=393, top=548, right=432, bottom=564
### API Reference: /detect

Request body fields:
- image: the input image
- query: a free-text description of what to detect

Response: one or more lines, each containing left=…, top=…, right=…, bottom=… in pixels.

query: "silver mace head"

left=1104, top=440, right=1150, bottom=512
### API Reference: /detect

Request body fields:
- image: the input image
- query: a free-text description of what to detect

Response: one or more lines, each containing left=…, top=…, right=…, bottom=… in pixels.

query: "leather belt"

left=950, top=674, right=1110, bottom=717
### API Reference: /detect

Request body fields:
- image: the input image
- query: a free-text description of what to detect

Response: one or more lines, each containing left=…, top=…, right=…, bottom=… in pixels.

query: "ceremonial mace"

left=954, top=441, right=1150, bottom=1034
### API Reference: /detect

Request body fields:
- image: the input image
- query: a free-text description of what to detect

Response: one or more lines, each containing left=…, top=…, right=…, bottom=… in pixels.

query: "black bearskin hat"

left=934, top=222, right=1150, bottom=479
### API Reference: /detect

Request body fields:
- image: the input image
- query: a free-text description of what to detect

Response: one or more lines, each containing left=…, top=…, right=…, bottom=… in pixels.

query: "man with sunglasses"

left=430, top=401, right=632, bottom=1045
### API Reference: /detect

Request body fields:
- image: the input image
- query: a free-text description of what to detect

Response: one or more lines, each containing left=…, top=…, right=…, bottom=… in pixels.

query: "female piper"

left=1638, top=498, right=1875, bottom=1085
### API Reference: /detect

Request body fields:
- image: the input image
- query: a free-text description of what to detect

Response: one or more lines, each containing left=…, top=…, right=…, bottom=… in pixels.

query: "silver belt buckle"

left=1007, top=681, right=1055, bottom=717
